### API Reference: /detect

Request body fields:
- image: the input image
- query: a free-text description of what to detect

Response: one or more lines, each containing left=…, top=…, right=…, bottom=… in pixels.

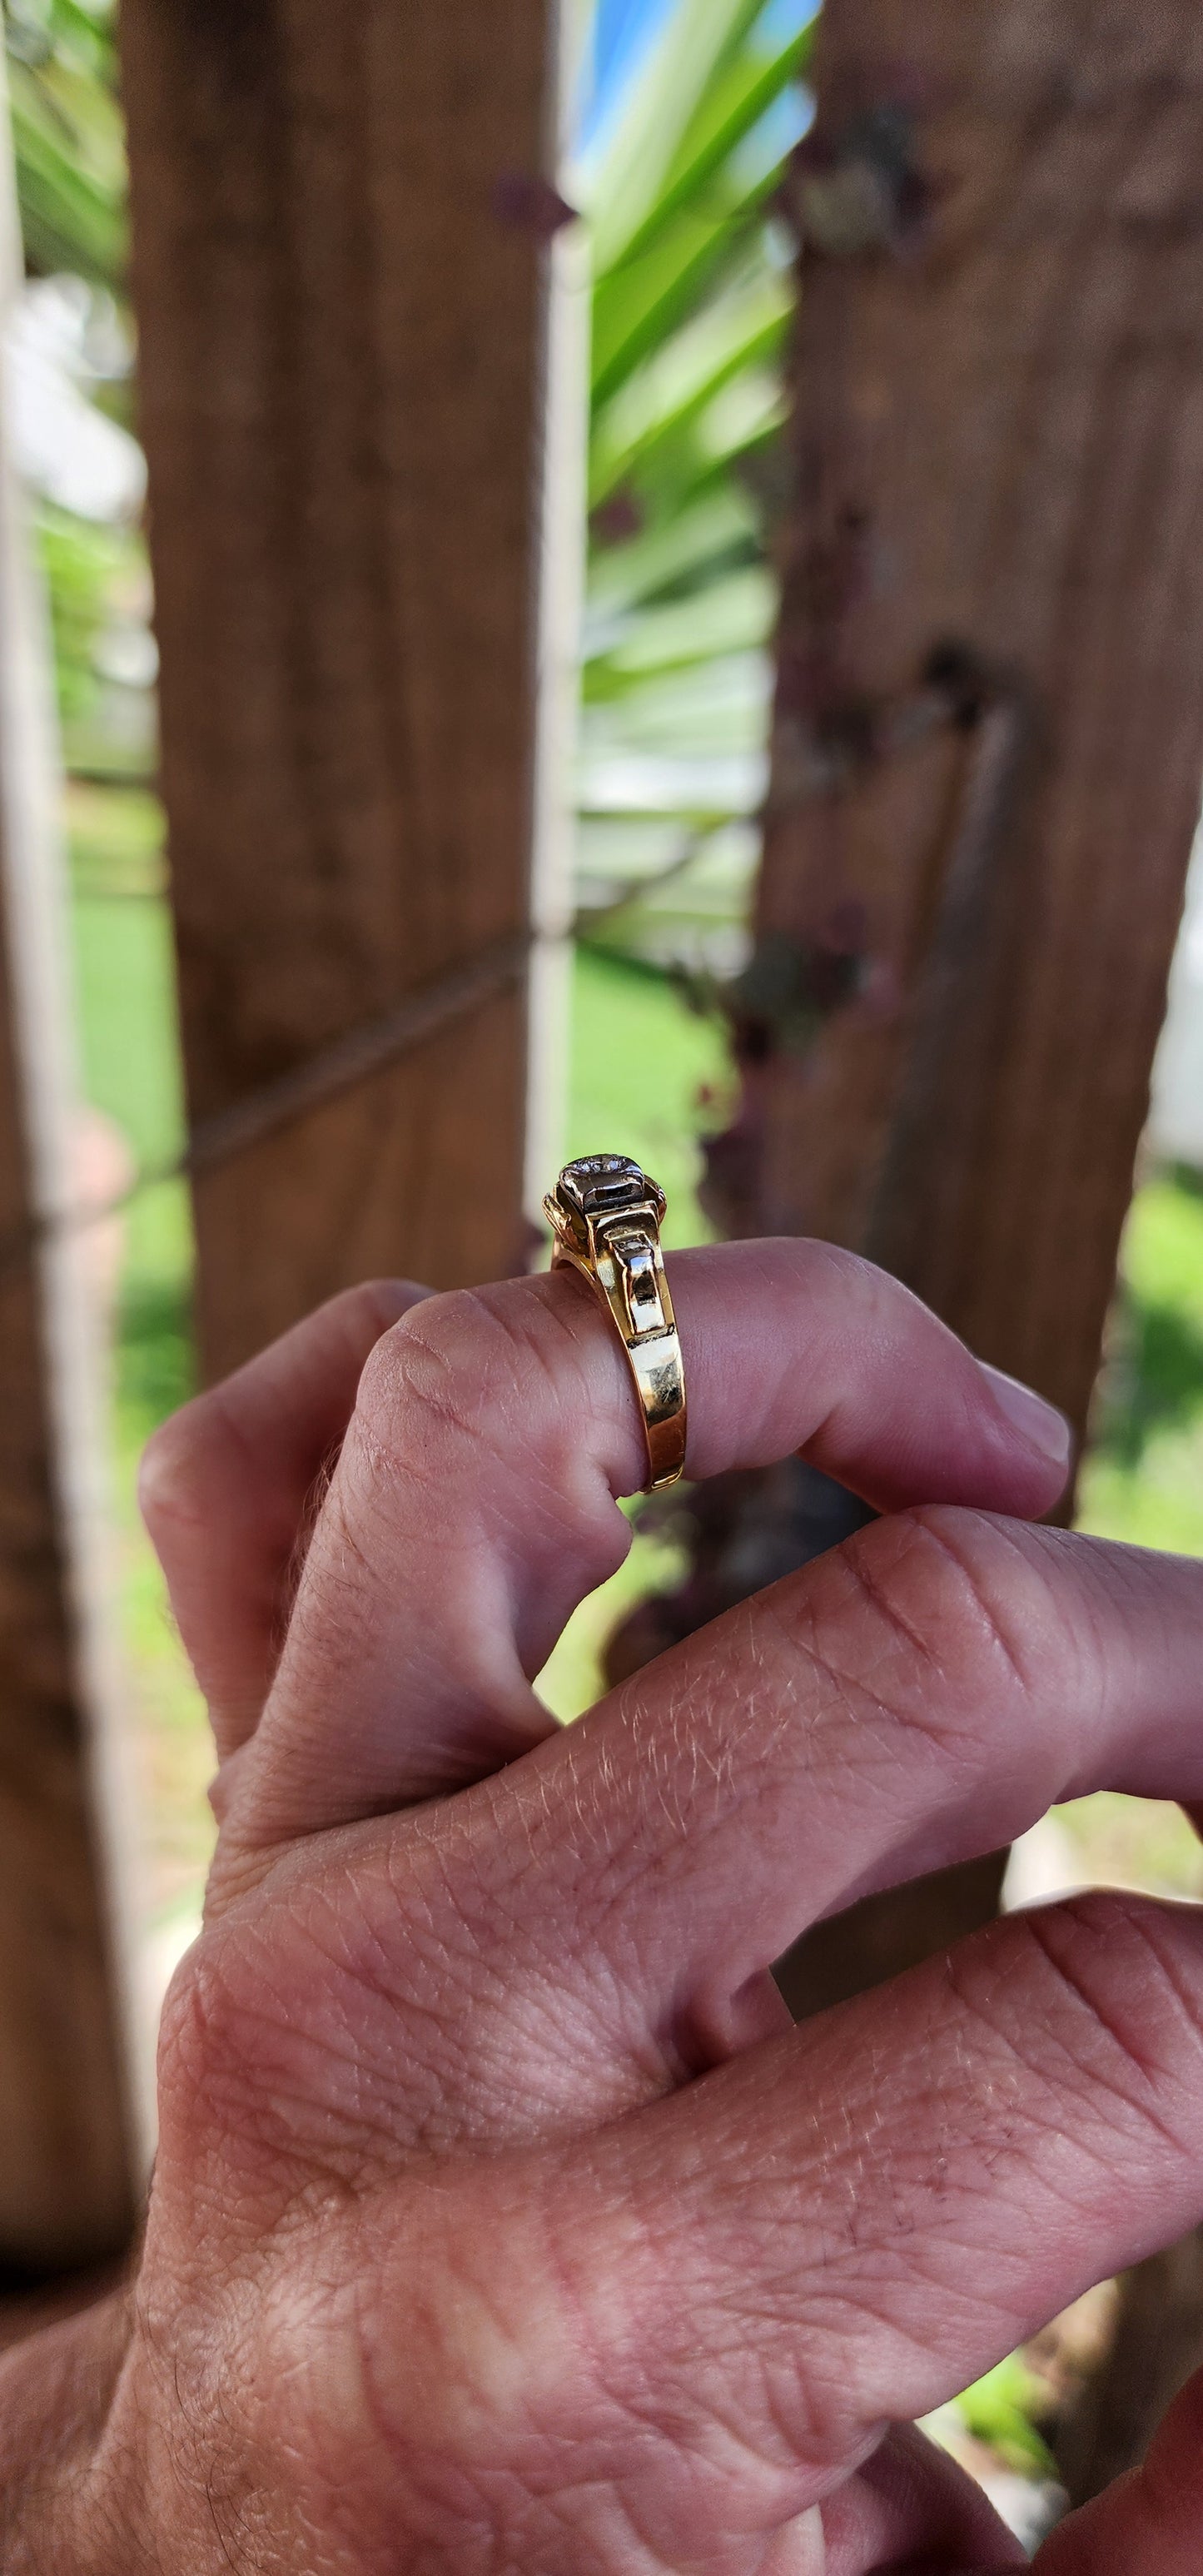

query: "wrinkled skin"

left=4, top=1240, right=1203, bottom=2573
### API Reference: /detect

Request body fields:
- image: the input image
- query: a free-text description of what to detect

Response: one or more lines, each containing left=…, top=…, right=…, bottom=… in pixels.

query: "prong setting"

left=543, top=1154, right=685, bottom=1491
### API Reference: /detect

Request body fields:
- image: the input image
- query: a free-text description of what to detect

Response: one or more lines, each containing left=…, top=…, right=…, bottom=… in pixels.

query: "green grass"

left=1076, top=1168, right=1203, bottom=1559
left=951, top=2354, right=1056, bottom=2478
left=566, top=945, right=729, bottom=1246
left=66, top=782, right=166, bottom=894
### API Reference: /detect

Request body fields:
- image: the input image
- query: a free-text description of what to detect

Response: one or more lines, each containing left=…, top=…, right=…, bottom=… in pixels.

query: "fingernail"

left=982, top=1363, right=1072, bottom=1469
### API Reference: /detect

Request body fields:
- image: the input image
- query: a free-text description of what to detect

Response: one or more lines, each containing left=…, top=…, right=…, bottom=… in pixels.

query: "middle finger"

left=479, top=1508, right=1203, bottom=2061
left=202, top=1511, right=1203, bottom=2158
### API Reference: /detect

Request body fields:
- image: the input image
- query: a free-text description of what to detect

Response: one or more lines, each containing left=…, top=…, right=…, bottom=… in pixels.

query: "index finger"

left=221, top=1239, right=1070, bottom=1860
left=139, top=1278, right=434, bottom=1755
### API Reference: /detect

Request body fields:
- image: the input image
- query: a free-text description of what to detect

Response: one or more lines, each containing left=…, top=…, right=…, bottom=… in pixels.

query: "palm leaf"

left=6, top=0, right=127, bottom=283
left=8, top=63, right=126, bottom=278
left=585, top=564, right=775, bottom=699
left=585, top=484, right=759, bottom=624
left=609, top=16, right=813, bottom=276
left=585, top=0, right=768, bottom=275
left=581, top=0, right=808, bottom=962
left=591, top=267, right=788, bottom=501
left=590, top=186, right=763, bottom=409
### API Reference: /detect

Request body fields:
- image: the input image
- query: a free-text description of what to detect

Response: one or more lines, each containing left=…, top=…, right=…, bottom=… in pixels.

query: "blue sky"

left=584, top=0, right=674, bottom=142
left=586, top=0, right=815, bottom=137
left=592, top=0, right=674, bottom=108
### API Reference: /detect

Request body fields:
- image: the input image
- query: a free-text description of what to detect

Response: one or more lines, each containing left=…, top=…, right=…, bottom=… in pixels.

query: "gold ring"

left=544, top=1154, right=687, bottom=1492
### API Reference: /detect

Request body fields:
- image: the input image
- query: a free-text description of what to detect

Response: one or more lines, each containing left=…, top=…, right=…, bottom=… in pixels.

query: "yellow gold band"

left=544, top=1155, right=687, bottom=1492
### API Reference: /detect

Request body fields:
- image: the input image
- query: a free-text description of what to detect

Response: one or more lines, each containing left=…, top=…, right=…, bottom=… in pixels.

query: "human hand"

left=5, top=1241, right=1203, bottom=2574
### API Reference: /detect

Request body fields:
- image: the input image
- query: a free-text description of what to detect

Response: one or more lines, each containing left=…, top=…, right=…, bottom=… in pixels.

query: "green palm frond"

left=586, top=564, right=776, bottom=699
left=590, top=263, right=789, bottom=505
left=579, top=0, right=811, bottom=963
left=586, top=0, right=766, bottom=275
left=586, top=483, right=759, bottom=624
left=5, top=0, right=126, bottom=283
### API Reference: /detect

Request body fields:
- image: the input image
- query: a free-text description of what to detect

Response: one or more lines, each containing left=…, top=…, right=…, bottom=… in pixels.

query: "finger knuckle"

left=154, top=1927, right=241, bottom=2153
left=986, top=1893, right=1203, bottom=2149
left=355, top=1281, right=587, bottom=1491
left=357, top=1290, right=495, bottom=1450
left=156, top=1910, right=341, bottom=2179
left=786, top=1504, right=1071, bottom=1777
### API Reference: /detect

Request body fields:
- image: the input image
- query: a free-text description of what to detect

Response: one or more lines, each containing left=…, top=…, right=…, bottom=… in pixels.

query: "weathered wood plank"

left=724, top=0, right=1203, bottom=2471
left=720, top=0, right=1203, bottom=1457
left=121, top=0, right=563, bottom=1379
